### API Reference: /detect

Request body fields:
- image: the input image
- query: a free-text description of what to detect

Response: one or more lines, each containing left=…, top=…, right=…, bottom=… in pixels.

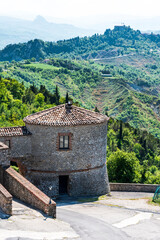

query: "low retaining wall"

left=110, top=183, right=159, bottom=193
left=3, top=167, right=56, bottom=218
left=0, top=166, right=3, bottom=184
left=0, top=184, right=12, bottom=215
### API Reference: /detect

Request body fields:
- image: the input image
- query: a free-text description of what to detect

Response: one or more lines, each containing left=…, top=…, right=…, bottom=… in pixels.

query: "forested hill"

left=1, top=74, right=160, bottom=184
left=2, top=25, right=160, bottom=139
left=1, top=25, right=160, bottom=61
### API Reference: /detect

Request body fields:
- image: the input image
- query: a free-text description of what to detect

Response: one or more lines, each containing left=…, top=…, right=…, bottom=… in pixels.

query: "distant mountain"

left=1, top=25, right=160, bottom=62
left=0, top=15, right=95, bottom=50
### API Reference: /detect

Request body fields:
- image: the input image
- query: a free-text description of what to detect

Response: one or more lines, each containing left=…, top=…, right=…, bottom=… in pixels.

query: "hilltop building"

left=0, top=103, right=110, bottom=198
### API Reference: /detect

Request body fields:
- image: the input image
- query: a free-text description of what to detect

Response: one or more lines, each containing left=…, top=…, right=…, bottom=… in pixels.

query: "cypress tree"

left=65, top=92, right=69, bottom=103
left=94, top=106, right=100, bottom=112
left=55, top=85, right=60, bottom=105
left=118, top=121, right=123, bottom=149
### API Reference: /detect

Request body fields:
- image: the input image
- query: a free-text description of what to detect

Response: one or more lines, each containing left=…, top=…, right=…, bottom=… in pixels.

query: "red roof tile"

left=0, top=126, right=31, bottom=137
left=23, top=104, right=109, bottom=126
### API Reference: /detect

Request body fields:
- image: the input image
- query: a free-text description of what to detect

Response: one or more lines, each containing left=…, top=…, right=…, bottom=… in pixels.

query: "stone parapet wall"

left=0, top=166, right=3, bottom=184
left=4, top=167, right=56, bottom=218
left=110, top=183, right=159, bottom=193
left=0, top=183, right=12, bottom=215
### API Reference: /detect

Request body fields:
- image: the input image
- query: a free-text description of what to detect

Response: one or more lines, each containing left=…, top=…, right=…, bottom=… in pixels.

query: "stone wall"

left=0, top=142, right=9, bottom=166
left=69, top=165, right=110, bottom=196
left=0, top=183, right=12, bottom=215
left=24, top=122, right=109, bottom=197
left=110, top=183, right=159, bottom=193
left=3, top=167, right=56, bottom=218
left=0, top=120, right=109, bottom=198
left=0, top=135, right=31, bottom=160
left=28, top=164, right=110, bottom=197
left=0, top=166, right=3, bottom=184
left=25, top=123, right=107, bottom=171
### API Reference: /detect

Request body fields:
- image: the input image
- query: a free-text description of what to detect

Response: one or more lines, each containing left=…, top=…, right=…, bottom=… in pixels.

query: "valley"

left=1, top=25, right=160, bottom=184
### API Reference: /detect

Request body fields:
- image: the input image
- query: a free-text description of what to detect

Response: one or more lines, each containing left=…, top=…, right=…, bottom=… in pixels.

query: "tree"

left=31, top=57, right=36, bottom=62
left=34, top=93, right=45, bottom=107
left=107, top=129, right=117, bottom=154
left=141, top=160, right=149, bottom=183
left=107, top=149, right=141, bottom=183
left=117, top=121, right=123, bottom=149
left=65, top=92, right=69, bottom=103
left=30, top=83, right=38, bottom=95
left=55, top=85, right=60, bottom=105
left=94, top=106, right=100, bottom=112
left=25, top=60, right=31, bottom=64
left=22, top=88, right=35, bottom=104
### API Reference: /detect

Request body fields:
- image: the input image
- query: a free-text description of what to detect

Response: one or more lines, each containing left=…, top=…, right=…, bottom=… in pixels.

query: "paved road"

left=57, top=192, right=160, bottom=240
left=0, top=198, right=78, bottom=240
left=1, top=192, right=160, bottom=240
left=57, top=207, right=128, bottom=240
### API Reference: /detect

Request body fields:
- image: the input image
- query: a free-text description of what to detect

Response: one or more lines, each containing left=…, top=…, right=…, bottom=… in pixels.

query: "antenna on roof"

left=68, top=101, right=72, bottom=106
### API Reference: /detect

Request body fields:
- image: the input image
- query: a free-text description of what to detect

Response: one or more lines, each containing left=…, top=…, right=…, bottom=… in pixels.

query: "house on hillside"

left=0, top=103, right=110, bottom=198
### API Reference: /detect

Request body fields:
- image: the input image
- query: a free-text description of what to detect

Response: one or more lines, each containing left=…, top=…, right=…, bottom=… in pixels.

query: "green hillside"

left=1, top=25, right=160, bottom=61
left=0, top=75, right=65, bottom=127
left=2, top=25, right=160, bottom=185
left=107, top=118, right=160, bottom=184
left=1, top=25, right=160, bottom=138
left=1, top=58, right=160, bottom=138
left=1, top=74, right=160, bottom=184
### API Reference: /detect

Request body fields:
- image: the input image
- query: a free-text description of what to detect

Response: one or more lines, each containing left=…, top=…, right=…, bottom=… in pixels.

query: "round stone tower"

left=23, top=103, right=110, bottom=197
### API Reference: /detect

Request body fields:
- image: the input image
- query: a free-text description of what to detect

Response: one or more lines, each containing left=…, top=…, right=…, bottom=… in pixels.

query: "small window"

left=5, top=140, right=11, bottom=148
left=59, top=135, right=69, bottom=149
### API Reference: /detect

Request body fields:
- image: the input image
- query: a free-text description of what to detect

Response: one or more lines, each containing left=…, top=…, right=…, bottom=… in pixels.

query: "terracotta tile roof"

left=0, top=126, right=32, bottom=137
left=23, top=104, right=109, bottom=126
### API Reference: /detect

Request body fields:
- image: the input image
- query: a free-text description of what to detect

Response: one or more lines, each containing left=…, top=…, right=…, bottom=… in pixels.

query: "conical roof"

left=23, top=104, right=109, bottom=126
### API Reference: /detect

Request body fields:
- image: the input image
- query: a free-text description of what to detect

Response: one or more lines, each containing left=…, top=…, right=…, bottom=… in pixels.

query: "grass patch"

left=77, top=195, right=110, bottom=203
left=78, top=197, right=98, bottom=203
left=147, top=198, right=160, bottom=206
left=27, top=63, right=60, bottom=70
left=10, top=165, right=19, bottom=172
left=98, top=195, right=110, bottom=200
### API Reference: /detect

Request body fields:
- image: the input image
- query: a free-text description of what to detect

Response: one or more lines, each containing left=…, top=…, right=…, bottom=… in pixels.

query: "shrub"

left=107, top=149, right=142, bottom=183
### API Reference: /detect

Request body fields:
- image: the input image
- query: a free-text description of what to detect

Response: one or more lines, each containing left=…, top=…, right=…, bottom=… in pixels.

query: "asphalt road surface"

left=57, top=207, right=128, bottom=240
left=1, top=192, right=160, bottom=240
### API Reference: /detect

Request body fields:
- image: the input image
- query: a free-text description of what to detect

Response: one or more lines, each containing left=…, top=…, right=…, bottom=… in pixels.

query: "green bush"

left=107, top=149, right=142, bottom=183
